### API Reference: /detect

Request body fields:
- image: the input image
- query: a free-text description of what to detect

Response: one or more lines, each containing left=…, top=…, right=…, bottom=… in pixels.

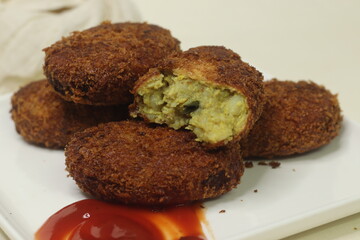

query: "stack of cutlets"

left=11, top=21, right=342, bottom=206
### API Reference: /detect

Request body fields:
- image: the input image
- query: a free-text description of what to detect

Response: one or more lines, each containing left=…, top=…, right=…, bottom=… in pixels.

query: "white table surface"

left=1, top=0, right=359, bottom=239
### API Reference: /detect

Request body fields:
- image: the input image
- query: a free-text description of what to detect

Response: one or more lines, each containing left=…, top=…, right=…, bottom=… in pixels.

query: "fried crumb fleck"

left=254, top=189, right=258, bottom=193
left=245, top=161, right=254, bottom=168
left=269, top=161, right=281, bottom=169
left=219, top=210, right=226, bottom=213
left=354, top=227, right=358, bottom=230
left=256, top=160, right=281, bottom=169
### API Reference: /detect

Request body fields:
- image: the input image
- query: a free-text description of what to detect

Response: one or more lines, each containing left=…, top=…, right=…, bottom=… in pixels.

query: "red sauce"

left=35, top=199, right=207, bottom=240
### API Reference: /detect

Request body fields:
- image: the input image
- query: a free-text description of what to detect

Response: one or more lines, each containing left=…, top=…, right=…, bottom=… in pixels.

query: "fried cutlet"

left=241, top=79, right=342, bottom=158
left=130, top=46, right=264, bottom=146
left=43, top=22, right=181, bottom=106
left=65, top=120, right=243, bottom=206
left=11, top=80, right=128, bottom=149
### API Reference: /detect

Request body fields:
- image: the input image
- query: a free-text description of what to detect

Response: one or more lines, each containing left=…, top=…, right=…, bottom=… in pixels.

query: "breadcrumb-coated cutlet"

left=11, top=80, right=128, bottom=149
left=43, top=22, right=181, bottom=106
left=241, top=79, right=342, bottom=158
left=130, top=46, right=264, bottom=146
left=65, top=121, right=243, bottom=206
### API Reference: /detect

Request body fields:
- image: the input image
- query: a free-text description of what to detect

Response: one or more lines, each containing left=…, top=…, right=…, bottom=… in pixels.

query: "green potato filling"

left=133, top=73, right=248, bottom=144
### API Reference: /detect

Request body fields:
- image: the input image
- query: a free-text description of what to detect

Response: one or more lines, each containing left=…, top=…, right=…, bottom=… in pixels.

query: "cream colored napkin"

left=0, top=0, right=141, bottom=94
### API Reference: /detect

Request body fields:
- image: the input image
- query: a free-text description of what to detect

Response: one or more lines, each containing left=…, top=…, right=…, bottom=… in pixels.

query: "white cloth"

left=0, top=0, right=141, bottom=93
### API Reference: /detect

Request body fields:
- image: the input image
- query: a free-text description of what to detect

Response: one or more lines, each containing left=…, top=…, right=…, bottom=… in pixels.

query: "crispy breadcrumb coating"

left=241, top=79, right=342, bottom=158
left=11, top=80, right=128, bottom=148
left=65, top=121, right=243, bottom=206
left=43, top=22, right=181, bottom=106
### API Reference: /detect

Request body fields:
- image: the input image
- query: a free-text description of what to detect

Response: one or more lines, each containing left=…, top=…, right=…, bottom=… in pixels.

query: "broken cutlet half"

left=130, top=46, right=264, bottom=146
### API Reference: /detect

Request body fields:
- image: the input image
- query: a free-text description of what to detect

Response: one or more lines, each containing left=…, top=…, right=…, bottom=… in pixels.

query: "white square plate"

left=0, top=93, right=359, bottom=240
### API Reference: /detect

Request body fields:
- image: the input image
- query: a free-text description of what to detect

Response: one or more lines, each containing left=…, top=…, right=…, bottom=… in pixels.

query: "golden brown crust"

left=65, top=120, right=243, bottom=206
left=11, top=80, right=128, bottom=149
left=131, top=46, right=264, bottom=145
left=241, top=79, right=342, bottom=158
left=43, top=22, right=181, bottom=106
